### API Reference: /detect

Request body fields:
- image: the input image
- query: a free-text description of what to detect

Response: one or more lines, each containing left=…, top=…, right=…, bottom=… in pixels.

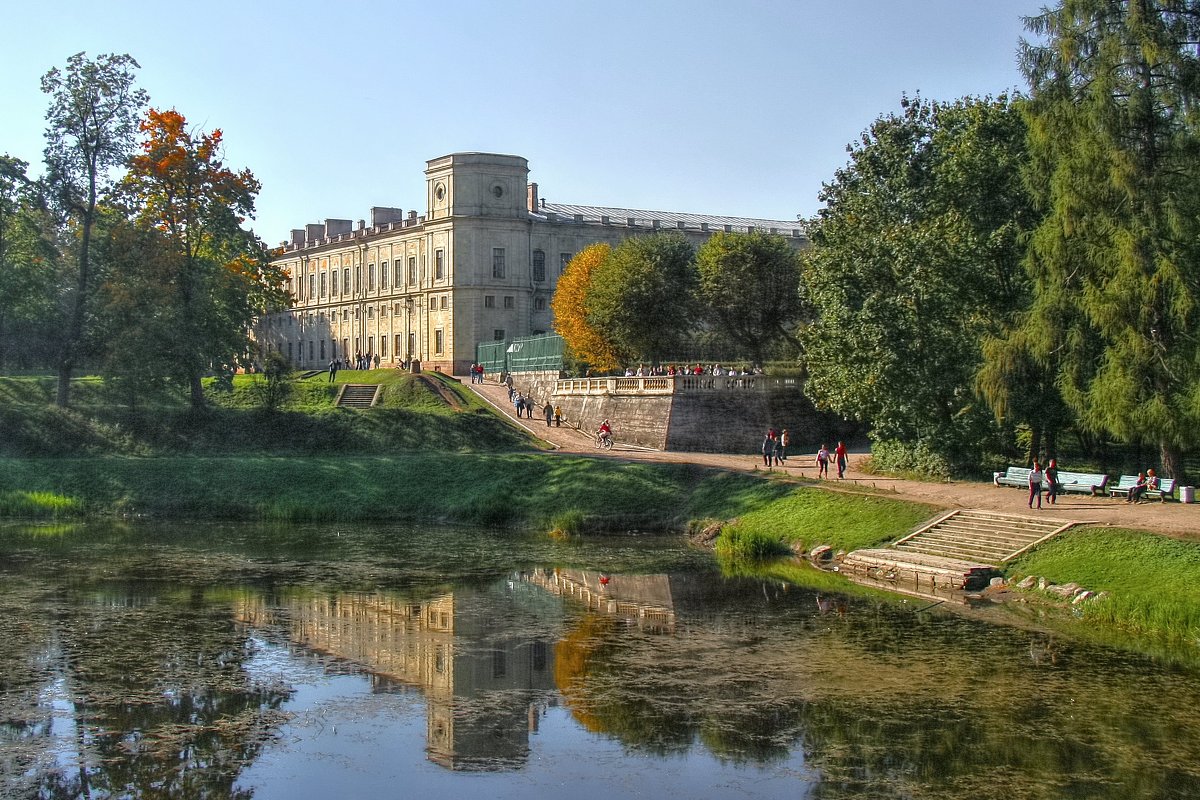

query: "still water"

left=2, top=521, right=1199, bottom=799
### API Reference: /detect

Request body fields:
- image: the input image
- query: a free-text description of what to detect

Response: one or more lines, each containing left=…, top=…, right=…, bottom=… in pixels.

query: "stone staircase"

left=336, top=383, right=379, bottom=408
left=839, top=509, right=1084, bottom=592
left=893, top=509, right=1076, bottom=564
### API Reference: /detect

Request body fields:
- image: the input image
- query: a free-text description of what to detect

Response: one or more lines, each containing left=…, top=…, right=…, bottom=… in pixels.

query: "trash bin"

left=1181, top=486, right=1195, bottom=504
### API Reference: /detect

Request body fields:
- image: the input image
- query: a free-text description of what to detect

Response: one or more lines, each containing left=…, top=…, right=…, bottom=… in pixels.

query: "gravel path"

left=462, top=375, right=1200, bottom=539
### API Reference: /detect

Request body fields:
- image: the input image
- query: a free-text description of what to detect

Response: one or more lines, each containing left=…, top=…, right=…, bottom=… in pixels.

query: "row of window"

left=269, top=328, right=445, bottom=361
left=294, top=249, right=574, bottom=300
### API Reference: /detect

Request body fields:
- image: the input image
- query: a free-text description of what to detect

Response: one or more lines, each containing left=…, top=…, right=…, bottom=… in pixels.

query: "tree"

left=801, top=95, right=1035, bottom=472
left=118, top=108, right=288, bottom=408
left=696, top=230, right=804, bottom=364
left=41, top=52, right=147, bottom=407
left=1018, top=0, right=1200, bottom=480
left=0, top=156, right=59, bottom=370
left=551, top=243, right=620, bottom=372
left=586, top=233, right=697, bottom=365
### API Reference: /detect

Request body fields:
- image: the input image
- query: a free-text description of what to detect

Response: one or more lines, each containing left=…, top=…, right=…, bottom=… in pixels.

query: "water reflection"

left=3, top=522, right=1200, bottom=799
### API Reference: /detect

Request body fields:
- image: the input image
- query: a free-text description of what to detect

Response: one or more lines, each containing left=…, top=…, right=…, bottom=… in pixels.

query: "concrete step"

left=337, top=384, right=379, bottom=408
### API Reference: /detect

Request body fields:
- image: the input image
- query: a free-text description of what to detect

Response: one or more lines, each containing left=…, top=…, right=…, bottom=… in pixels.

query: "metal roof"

left=534, top=202, right=805, bottom=237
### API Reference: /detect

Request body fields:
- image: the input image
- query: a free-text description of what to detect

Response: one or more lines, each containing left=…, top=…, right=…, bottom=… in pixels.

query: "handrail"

left=553, top=375, right=798, bottom=396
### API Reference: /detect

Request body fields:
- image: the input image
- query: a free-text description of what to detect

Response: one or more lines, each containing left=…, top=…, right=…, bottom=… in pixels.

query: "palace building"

left=257, top=152, right=804, bottom=374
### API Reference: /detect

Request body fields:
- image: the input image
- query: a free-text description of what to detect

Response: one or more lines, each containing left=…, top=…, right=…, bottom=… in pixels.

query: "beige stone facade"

left=257, top=152, right=804, bottom=374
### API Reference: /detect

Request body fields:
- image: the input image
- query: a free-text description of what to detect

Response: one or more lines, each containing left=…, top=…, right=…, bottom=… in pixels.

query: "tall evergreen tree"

left=1020, top=0, right=1200, bottom=479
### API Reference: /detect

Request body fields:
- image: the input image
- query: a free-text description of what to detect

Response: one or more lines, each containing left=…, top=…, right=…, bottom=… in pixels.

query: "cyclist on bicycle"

left=596, top=419, right=613, bottom=448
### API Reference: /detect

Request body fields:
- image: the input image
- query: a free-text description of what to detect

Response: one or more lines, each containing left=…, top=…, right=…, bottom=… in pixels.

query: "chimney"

left=305, top=223, right=323, bottom=242
left=290, top=229, right=305, bottom=246
left=324, top=219, right=352, bottom=237
left=371, top=207, right=405, bottom=226
left=527, top=182, right=539, bottom=212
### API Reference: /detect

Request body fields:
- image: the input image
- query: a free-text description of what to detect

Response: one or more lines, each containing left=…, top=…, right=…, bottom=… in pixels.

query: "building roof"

left=533, top=202, right=805, bottom=238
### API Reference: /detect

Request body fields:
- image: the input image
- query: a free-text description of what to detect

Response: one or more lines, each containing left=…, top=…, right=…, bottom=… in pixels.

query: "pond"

left=2, top=521, right=1199, bottom=799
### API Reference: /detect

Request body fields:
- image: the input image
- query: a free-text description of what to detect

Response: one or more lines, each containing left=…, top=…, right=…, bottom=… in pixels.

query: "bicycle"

left=595, top=431, right=613, bottom=450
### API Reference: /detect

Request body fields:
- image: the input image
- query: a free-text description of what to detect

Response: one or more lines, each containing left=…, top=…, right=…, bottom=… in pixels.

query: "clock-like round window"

left=492, top=184, right=504, bottom=198
left=435, top=183, right=446, bottom=201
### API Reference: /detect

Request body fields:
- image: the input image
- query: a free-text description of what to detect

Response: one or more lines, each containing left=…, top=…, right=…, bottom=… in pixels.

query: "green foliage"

left=586, top=233, right=697, bottom=363
left=802, top=94, right=1035, bottom=469
left=696, top=231, right=804, bottom=364
left=254, top=351, right=293, bottom=411
left=865, top=438, right=955, bottom=480
left=1016, top=1, right=1200, bottom=480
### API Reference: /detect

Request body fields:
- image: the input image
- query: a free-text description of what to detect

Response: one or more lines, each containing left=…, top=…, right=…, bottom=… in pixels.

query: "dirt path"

left=461, top=375, right=1200, bottom=539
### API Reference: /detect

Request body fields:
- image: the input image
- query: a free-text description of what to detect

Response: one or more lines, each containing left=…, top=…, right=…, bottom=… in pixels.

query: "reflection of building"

left=258, top=152, right=804, bottom=372
left=522, top=569, right=677, bottom=633
left=232, top=586, right=557, bottom=771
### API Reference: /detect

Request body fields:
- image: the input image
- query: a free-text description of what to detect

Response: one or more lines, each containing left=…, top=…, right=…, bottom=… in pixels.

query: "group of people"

left=326, top=353, right=380, bottom=379
left=467, top=363, right=486, bottom=383
left=759, top=432, right=850, bottom=478
left=505, top=382, right=563, bottom=428
left=620, top=363, right=764, bottom=378
left=1027, top=460, right=1162, bottom=508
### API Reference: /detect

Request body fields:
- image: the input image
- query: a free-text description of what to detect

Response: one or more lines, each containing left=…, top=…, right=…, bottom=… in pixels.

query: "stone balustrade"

left=554, top=374, right=799, bottom=396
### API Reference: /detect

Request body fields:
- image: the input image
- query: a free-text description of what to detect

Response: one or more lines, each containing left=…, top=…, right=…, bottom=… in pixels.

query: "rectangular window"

left=332, top=269, right=339, bottom=295
left=503, top=295, right=514, bottom=309
left=309, top=273, right=315, bottom=298
left=408, top=256, right=417, bottom=284
left=381, top=261, right=389, bottom=289
left=532, top=250, right=546, bottom=282
left=440, top=295, right=448, bottom=310
left=320, top=339, right=326, bottom=359
left=368, top=335, right=374, bottom=355
left=319, top=271, right=326, bottom=297
left=435, top=249, right=445, bottom=280
left=484, top=295, right=495, bottom=308
left=535, top=297, right=546, bottom=311
left=381, top=335, right=387, bottom=356
left=355, top=266, right=361, bottom=292
left=343, top=268, right=350, bottom=293
left=288, top=341, right=293, bottom=359
left=435, top=329, right=444, bottom=354
left=308, top=340, right=314, bottom=360
left=394, top=335, right=402, bottom=357
left=368, top=263, right=375, bottom=291
left=560, top=252, right=571, bottom=274
left=492, top=247, right=506, bottom=279
left=343, top=338, right=349, bottom=357
left=408, top=333, right=415, bottom=356
left=494, top=329, right=505, bottom=341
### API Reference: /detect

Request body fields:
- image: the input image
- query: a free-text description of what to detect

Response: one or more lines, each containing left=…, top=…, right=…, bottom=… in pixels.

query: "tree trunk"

left=1160, top=440, right=1184, bottom=484
left=189, top=370, right=206, bottom=410
left=1026, top=426, right=1042, bottom=466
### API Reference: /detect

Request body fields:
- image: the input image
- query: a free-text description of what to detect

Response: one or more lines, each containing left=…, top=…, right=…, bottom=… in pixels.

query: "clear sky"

left=0, top=0, right=1047, bottom=244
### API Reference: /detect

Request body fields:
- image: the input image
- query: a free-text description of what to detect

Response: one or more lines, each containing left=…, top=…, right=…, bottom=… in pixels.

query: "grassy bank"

left=0, top=454, right=931, bottom=548
left=0, top=372, right=535, bottom=456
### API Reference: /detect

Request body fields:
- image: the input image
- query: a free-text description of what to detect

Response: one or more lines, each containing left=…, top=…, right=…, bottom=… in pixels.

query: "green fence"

left=476, top=333, right=564, bottom=374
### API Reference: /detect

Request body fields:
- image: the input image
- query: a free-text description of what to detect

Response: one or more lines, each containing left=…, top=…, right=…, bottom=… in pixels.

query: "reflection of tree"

left=5, top=586, right=291, bottom=799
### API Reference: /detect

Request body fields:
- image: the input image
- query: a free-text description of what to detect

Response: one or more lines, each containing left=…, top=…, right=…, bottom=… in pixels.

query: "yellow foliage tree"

left=551, top=243, right=620, bottom=372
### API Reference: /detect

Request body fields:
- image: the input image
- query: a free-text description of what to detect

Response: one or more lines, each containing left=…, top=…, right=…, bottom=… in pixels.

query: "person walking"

left=328, top=359, right=338, bottom=382
left=779, top=429, right=790, bottom=462
left=1045, top=458, right=1060, bottom=505
left=543, top=401, right=553, bottom=427
left=835, top=441, right=848, bottom=479
left=1028, top=460, right=1044, bottom=509
left=554, top=404, right=562, bottom=427
left=761, top=431, right=775, bottom=468
left=816, top=444, right=830, bottom=479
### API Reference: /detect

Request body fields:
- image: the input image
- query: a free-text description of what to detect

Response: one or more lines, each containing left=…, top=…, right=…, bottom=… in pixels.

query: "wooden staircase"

left=336, top=384, right=379, bottom=408
left=839, top=510, right=1084, bottom=592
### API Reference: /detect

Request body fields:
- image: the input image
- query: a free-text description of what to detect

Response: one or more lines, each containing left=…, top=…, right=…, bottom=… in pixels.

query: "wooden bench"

left=994, top=466, right=1108, bottom=495
left=994, top=467, right=1031, bottom=488
left=1108, top=475, right=1177, bottom=502
left=1050, top=470, right=1109, bottom=496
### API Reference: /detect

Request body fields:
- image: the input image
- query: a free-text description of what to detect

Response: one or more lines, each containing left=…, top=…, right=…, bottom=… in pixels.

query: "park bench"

left=994, top=466, right=1108, bottom=495
left=1108, top=475, right=1177, bottom=502
left=1050, top=470, right=1109, bottom=496
left=994, top=467, right=1031, bottom=488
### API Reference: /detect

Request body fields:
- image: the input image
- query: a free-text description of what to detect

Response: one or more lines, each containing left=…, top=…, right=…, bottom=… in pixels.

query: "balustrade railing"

left=553, top=375, right=797, bottom=396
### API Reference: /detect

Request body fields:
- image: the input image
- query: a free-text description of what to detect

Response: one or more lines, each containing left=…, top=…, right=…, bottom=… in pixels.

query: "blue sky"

left=0, top=0, right=1046, bottom=244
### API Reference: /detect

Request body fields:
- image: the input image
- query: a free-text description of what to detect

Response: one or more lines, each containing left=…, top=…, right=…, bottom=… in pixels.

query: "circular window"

left=492, top=184, right=504, bottom=198
left=435, top=183, right=446, bottom=201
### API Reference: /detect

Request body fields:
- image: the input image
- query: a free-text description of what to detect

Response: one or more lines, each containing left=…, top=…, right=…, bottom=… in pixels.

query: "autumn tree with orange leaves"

left=551, top=243, right=620, bottom=372
left=112, top=108, right=287, bottom=408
